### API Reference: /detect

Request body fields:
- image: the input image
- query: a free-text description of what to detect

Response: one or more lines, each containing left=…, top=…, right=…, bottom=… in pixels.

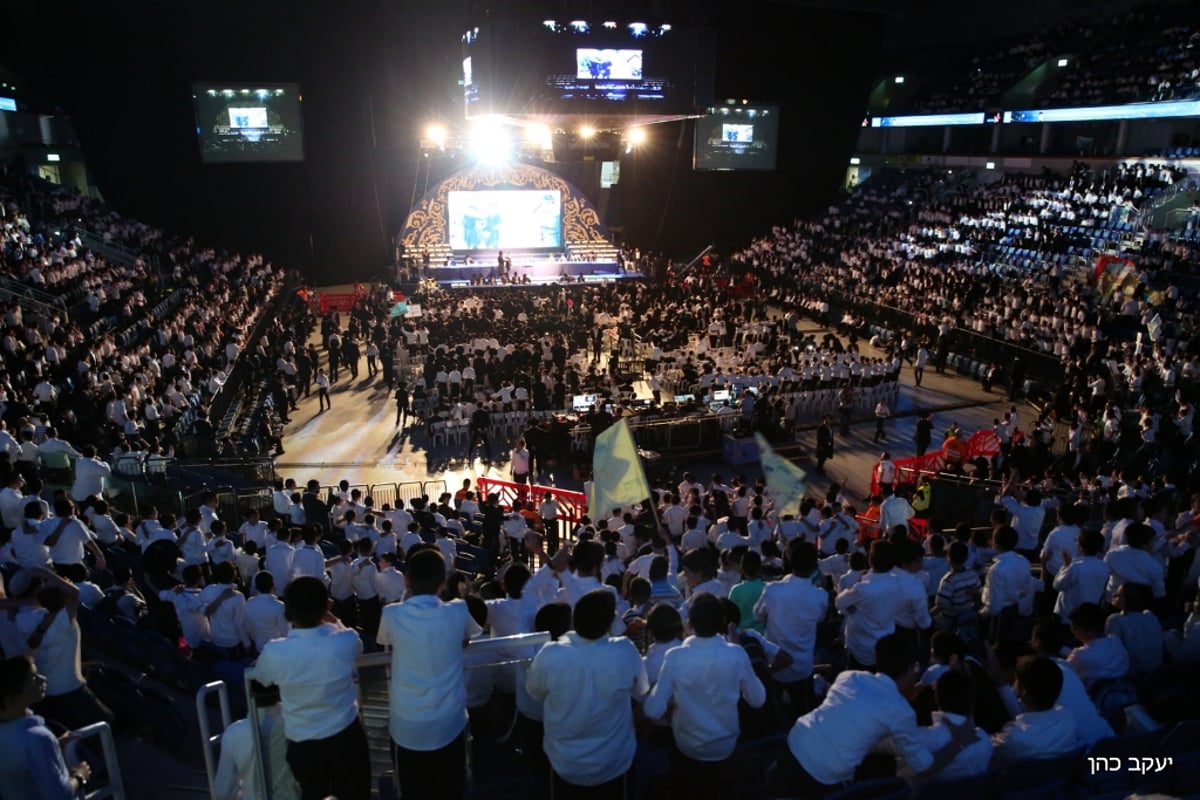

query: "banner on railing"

left=869, top=429, right=1001, bottom=497
left=477, top=477, right=588, bottom=526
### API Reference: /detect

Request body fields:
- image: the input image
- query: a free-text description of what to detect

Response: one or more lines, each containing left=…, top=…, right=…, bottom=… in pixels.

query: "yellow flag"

left=588, top=419, right=651, bottom=520
left=755, top=433, right=808, bottom=518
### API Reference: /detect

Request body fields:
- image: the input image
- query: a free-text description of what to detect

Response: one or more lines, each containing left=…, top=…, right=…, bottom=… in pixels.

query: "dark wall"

left=4, top=0, right=882, bottom=280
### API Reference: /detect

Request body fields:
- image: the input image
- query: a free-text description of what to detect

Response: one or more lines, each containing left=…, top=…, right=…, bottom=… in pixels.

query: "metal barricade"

left=369, top=482, right=399, bottom=510
left=394, top=481, right=425, bottom=505
left=422, top=478, right=448, bottom=500
left=477, top=477, right=587, bottom=526
left=64, top=722, right=126, bottom=800
left=196, top=681, right=233, bottom=796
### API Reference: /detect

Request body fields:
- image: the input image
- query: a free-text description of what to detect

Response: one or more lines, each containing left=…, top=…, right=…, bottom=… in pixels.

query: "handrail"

left=63, top=721, right=126, bottom=800
left=355, top=631, right=552, bottom=670
left=675, top=244, right=715, bottom=278
left=0, top=275, right=70, bottom=315
left=195, top=681, right=233, bottom=797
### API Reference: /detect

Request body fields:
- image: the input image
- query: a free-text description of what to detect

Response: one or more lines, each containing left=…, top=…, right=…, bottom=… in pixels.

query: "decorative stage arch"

left=400, top=164, right=612, bottom=252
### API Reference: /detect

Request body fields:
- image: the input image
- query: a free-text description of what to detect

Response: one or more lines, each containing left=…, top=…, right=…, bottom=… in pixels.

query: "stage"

left=423, top=259, right=633, bottom=286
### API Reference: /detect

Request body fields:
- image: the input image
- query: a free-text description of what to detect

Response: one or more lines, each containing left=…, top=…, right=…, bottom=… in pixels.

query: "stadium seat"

left=911, top=770, right=994, bottom=800
left=825, top=777, right=911, bottom=800
left=1157, top=720, right=1200, bottom=794
left=1080, top=730, right=1166, bottom=796
left=992, top=751, right=1084, bottom=800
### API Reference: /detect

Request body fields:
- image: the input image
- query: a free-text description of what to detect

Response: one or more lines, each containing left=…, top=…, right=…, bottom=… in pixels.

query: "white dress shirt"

left=893, top=569, right=933, bottom=629
left=264, top=542, right=296, bottom=590
left=1067, top=635, right=1130, bottom=688
left=877, top=495, right=915, bottom=535
left=70, top=457, right=111, bottom=503
left=244, top=593, right=290, bottom=650
left=642, top=635, right=766, bottom=761
left=159, top=587, right=209, bottom=647
left=997, top=496, right=1045, bottom=552
left=212, top=707, right=300, bottom=800
left=787, top=670, right=934, bottom=785
left=753, top=574, right=828, bottom=681
left=1040, top=524, right=1081, bottom=576
left=1052, top=556, right=1109, bottom=618
left=892, top=711, right=992, bottom=781
left=990, top=706, right=1078, bottom=763
left=199, top=583, right=250, bottom=649
left=835, top=571, right=901, bottom=666
left=252, top=623, right=363, bottom=741
left=291, top=545, right=326, bottom=581
left=377, top=595, right=481, bottom=751
left=527, top=633, right=649, bottom=786
left=982, top=551, right=1034, bottom=616
left=375, top=567, right=406, bottom=604
left=16, top=608, right=84, bottom=696
left=1000, top=659, right=1113, bottom=748
left=1104, top=546, right=1165, bottom=600
left=41, top=517, right=94, bottom=566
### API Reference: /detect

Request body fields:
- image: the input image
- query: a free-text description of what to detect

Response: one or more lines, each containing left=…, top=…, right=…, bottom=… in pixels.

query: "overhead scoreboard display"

left=462, top=21, right=712, bottom=118
left=192, top=82, right=305, bottom=163
left=693, top=104, right=780, bottom=171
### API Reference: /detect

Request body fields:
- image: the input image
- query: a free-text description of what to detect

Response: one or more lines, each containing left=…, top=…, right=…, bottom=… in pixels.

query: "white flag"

left=588, top=420, right=651, bottom=521
left=756, top=433, right=808, bottom=518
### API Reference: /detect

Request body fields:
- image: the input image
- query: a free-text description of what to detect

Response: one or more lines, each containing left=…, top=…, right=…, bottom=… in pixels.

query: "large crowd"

left=903, top=3, right=1200, bottom=114
left=5, top=19, right=1200, bottom=800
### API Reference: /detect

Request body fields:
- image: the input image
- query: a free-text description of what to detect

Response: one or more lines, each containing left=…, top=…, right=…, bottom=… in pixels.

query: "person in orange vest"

left=943, top=432, right=968, bottom=473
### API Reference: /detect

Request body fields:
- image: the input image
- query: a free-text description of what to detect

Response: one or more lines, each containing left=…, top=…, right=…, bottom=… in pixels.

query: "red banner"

left=476, top=477, right=588, bottom=527
left=868, top=429, right=1001, bottom=496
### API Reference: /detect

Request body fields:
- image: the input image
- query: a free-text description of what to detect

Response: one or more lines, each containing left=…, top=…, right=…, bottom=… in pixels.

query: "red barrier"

left=868, top=429, right=1002, bottom=496
left=476, top=477, right=588, bottom=528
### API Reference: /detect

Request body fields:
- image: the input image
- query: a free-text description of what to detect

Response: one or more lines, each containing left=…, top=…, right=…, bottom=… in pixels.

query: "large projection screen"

left=448, top=190, right=563, bottom=250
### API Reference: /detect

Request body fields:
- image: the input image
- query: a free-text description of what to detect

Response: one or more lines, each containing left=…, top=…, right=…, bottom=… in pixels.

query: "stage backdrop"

left=400, top=164, right=613, bottom=254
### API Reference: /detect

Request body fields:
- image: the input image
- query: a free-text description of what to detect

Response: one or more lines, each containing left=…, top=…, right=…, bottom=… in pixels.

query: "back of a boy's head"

left=647, top=602, right=684, bottom=643
left=284, top=576, right=329, bottom=628
left=573, top=589, right=616, bottom=640
left=628, top=576, right=651, bottom=604
left=534, top=602, right=572, bottom=640
left=688, top=593, right=724, bottom=637
left=407, top=549, right=447, bottom=595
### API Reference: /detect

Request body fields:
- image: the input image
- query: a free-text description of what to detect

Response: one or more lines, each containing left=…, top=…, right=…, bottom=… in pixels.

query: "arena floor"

left=276, top=297, right=1017, bottom=510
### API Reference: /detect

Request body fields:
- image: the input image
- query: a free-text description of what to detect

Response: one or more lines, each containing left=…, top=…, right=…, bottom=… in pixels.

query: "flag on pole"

left=1147, top=313, right=1162, bottom=342
left=588, top=419, right=652, bottom=521
left=756, top=433, right=808, bottom=518
left=389, top=301, right=408, bottom=318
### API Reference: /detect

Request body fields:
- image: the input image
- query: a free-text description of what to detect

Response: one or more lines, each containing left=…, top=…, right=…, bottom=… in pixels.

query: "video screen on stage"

left=576, top=48, right=642, bottom=80
left=464, top=22, right=711, bottom=116
left=693, top=104, right=779, bottom=171
left=447, top=189, right=563, bottom=250
left=192, top=83, right=305, bottom=163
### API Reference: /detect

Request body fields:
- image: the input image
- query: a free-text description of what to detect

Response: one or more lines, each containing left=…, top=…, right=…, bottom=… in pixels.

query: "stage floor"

left=422, top=260, right=635, bottom=286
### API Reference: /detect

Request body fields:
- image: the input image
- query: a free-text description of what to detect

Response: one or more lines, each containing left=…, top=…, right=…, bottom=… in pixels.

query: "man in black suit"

left=816, top=415, right=834, bottom=472
left=915, top=411, right=934, bottom=458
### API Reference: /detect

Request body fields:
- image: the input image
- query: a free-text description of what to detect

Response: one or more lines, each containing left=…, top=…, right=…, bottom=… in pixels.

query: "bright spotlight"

left=578, top=125, right=596, bottom=139
left=526, top=124, right=553, bottom=150
left=659, top=24, right=672, bottom=32
left=627, top=128, right=646, bottom=145
left=628, top=22, right=648, bottom=37
left=894, top=75, right=905, bottom=84
left=543, top=19, right=556, bottom=30
left=602, top=21, right=617, bottom=29
left=1057, top=57, right=1069, bottom=67
left=470, top=120, right=512, bottom=166
left=425, top=124, right=447, bottom=147
left=569, top=20, right=589, bottom=32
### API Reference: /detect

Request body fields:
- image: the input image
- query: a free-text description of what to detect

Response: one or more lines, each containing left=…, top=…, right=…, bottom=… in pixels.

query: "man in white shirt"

left=200, top=562, right=251, bottom=658
left=835, top=540, right=903, bottom=669
left=643, top=593, right=765, bottom=795
left=1066, top=603, right=1131, bottom=689
left=0, top=472, right=26, bottom=532
left=981, top=526, right=1034, bottom=643
left=754, top=540, right=829, bottom=716
left=527, top=589, right=649, bottom=796
left=1052, top=530, right=1109, bottom=620
left=374, top=553, right=406, bottom=604
left=251, top=577, right=369, bottom=800
left=265, top=530, right=297, bottom=591
left=239, top=508, right=270, bottom=550
left=42, top=499, right=105, bottom=574
left=212, top=682, right=300, bottom=800
left=995, top=477, right=1046, bottom=557
left=69, top=445, right=111, bottom=505
left=877, top=486, right=915, bottom=537
left=892, top=670, right=992, bottom=781
left=377, top=549, right=481, bottom=800
left=990, top=655, right=1078, bottom=763
left=1104, top=523, right=1166, bottom=601
left=767, top=633, right=977, bottom=797
left=244, top=572, right=290, bottom=652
